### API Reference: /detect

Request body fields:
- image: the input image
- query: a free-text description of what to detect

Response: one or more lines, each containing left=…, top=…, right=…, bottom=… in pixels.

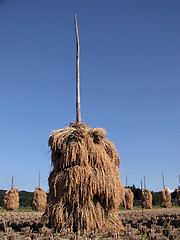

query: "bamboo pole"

left=74, top=14, right=81, bottom=123
left=39, top=170, right=40, bottom=187
left=162, top=172, right=165, bottom=189
left=11, top=176, right=14, bottom=189
left=141, top=180, right=144, bottom=217
left=144, top=176, right=146, bottom=190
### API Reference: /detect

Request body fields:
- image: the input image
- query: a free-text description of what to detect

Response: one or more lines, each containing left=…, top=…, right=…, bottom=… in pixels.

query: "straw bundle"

left=177, top=189, right=180, bottom=206
left=141, top=189, right=152, bottom=209
left=43, top=122, right=124, bottom=234
left=160, top=188, right=172, bottom=208
left=3, top=188, right=19, bottom=210
left=123, top=189, right=134, bottom=210
left=32, top=187, right=47, bottom=211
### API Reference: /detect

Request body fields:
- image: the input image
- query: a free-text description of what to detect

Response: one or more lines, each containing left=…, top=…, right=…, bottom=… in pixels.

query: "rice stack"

left=43, top=122, right=125, bottom=234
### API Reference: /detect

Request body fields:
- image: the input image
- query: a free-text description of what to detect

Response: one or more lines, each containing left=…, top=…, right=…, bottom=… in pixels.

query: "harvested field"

left=0, top=207, right=179, bottom=239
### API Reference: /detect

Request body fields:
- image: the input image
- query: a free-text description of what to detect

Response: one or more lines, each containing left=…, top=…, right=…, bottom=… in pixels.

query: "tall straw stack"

left=141, top=189, right=152, bottom=209
left=32, top=186, right=47, bottom=211
left=160, top=188, right=172, bottom=208
left=43, top=122, right=125, bottom=234
left=123, top=188, right=134, bottom=210
left=3, top=188, right=19, bottom=210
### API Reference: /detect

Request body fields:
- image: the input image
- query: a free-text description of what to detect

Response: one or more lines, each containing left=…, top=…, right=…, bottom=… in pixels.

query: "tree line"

left=130, top=185, right=178, bottom=205
left=0, top=186, right=178, bottom=208
left=0, top=190, right=38, bottom=207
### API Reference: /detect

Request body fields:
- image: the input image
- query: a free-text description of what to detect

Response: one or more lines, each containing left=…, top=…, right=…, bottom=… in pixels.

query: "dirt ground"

left=0, top=207, right=179, bottom=239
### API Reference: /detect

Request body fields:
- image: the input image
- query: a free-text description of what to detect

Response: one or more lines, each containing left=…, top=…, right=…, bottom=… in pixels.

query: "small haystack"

left=177, top=189, right=180, bottom=206
left=141, top=189, right=152, bottom=209
left=3, top=188, right=19, bottom=210
left=43, top=122, right=125, bottom=234
left=32, top=187, right=47, bottom=211
left=160, top=188, right=172, bottom=208
left=123, top=188, right=134, bottom=210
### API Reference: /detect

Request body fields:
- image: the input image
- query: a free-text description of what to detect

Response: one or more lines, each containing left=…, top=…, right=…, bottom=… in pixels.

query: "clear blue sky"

left=0, top=0, right=179, bottom=193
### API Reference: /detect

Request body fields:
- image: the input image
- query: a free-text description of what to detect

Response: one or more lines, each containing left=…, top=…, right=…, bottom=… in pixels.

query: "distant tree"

left=129, top=185, right=162, bottom=205
left=130, top=185, right=141, bottom=200
left=19, top=191, right=33, bottom=207
left=0, top=190, right=6, bottom=206
left=171, top=189, right=177, bottom=200
left=151, top=191, right=160, bottom=205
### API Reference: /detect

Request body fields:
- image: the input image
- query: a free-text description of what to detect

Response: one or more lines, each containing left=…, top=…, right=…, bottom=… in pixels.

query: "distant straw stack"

left=141, top=189, right=152, bottom=209
left=160, top=188, right=172, bottom=208
left=43, top=122, right=125, bottom=234
left=3, top=188, right=19, bottom=210
left=32, top=186, right=47, bottom=211
left=123, top=188, right=134, bottom=210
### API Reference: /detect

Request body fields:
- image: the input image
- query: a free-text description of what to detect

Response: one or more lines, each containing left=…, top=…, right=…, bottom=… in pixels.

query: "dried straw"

left=32, top=186, right=47, bottom=211
left=123, top=189, right=134, bottom=210
left=141, top=189, right=152, bottom=209
left=3, top=188, right=19, bottom=210
left=43, top=122, right=124, bottom=234
left=160, top=188, right=172, bottom=208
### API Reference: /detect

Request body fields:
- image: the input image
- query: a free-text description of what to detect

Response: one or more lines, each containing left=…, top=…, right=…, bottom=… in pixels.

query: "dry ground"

left=0, top=207, right=179, bottom=239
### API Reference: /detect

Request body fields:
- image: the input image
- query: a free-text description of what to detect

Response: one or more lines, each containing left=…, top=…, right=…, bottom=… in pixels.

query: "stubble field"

left=0, top=207, right=179, bottom=239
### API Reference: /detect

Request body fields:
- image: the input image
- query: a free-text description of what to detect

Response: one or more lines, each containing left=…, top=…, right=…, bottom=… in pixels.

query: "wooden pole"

left=39, top=170, right=40, bottom=187
left=74, top=14, right=81, bottom=123
left=11, top=176, right=14, bottom=189
left=141, top=180, right=144, bottom=218
left=126, top=176, right=127, bottom=188
left=162, top=172, right=165, bottom=189
left=144, top=176, right=146, bottom=190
